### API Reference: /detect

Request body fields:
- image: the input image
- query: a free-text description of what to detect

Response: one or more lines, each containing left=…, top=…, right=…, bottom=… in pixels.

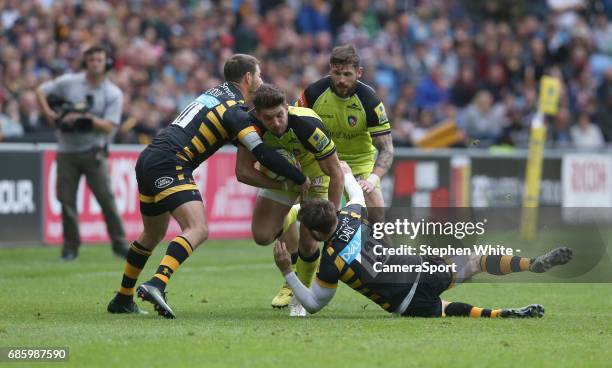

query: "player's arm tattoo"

left=372, top=133, right=394, bottom=178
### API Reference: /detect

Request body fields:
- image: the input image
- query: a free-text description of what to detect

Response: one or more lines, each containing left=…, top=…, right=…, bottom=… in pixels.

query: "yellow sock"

left=296, top=249, right=320, bottom=288
left=282, top=204, right=300, bottom=234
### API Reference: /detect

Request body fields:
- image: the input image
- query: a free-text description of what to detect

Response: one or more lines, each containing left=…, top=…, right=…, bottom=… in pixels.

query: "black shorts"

left=402, top=256, right=453, bottom=317
left=135, top=147, right=202, bottom=216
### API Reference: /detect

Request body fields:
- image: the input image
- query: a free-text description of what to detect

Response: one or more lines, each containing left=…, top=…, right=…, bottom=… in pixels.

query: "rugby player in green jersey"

left=235, top=84, right=344, bottom=315
left=270, top=44, right=394, bottom=308
left=273, top=162, right=573, bottom=318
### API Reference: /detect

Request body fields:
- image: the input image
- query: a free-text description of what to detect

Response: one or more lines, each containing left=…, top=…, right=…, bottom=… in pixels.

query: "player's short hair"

left=298, top=199, right=337, bottom=235
left=253, top=84, right=285, bottom=110
left=330, top=44, right=360, bottom=67
left=223, top=54, right=260, bottom=83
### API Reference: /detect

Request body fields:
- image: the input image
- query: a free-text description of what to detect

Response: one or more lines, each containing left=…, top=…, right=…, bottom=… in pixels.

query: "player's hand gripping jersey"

left=296, top=77, right=390, bottom=174
left=252, top=106, right=336, bottom=196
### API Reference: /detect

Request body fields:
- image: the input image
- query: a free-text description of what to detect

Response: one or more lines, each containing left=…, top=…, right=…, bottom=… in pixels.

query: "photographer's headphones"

left=81, top=45, right=114, bottom=72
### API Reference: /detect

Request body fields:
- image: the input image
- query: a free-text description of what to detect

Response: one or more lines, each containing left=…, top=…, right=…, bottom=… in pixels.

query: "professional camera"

left=47, top=94, right=94, bottom=132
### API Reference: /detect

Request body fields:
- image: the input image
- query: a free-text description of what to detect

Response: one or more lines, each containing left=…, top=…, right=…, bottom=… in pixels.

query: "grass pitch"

left=2, top=241, right=611, bottom=367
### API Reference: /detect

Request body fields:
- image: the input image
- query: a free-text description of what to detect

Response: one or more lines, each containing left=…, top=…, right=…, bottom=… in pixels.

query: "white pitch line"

left=77, top=262, right=275, bottom=278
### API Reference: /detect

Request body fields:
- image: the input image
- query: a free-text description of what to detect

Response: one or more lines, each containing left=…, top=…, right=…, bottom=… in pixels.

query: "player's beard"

left=331, top=82, right=357, bottom=98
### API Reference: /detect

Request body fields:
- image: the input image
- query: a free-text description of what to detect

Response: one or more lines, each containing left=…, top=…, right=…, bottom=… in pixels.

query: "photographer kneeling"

left=35, top=45, right=129, bottom=260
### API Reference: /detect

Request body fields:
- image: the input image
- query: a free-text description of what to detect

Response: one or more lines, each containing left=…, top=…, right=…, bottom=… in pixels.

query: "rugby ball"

left=256, top=149, right=298, bottom=181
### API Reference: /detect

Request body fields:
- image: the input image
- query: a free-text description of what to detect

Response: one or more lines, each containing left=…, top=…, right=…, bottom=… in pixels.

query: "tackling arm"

left=274, top=240, right=335, bottom=314
left=340, top=161, right=366, bottom=207
left=237, top=129, right=307, bottom=185
left=284, top=272, right=336, bottom=314
left=235, top=145, right=286, bottom=190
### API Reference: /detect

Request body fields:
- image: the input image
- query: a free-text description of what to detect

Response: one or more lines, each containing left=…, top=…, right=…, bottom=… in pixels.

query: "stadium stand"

left=0, top=0, right=611, bottom=149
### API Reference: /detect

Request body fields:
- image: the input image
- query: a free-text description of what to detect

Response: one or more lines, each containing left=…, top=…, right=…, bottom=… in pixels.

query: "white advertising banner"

left=562, top=154, right=612, bottom=207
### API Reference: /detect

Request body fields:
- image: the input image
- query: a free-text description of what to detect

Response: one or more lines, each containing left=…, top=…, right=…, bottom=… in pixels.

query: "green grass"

left=2, top=241, right=611, bottom=367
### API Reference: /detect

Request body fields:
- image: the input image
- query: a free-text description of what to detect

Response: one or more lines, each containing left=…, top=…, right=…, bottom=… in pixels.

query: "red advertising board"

left=43, top=148, right=257, bottom=244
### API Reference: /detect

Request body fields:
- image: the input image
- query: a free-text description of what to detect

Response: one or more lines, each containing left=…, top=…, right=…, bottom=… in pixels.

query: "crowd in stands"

left=1, top=0, right=611, bottom=149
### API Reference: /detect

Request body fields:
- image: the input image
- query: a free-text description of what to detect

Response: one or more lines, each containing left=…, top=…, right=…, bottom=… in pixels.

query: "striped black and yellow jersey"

left=149, top=82, right=258, bottom=168
left=316, top=204, right=421, bottom=313
left=296, top=77, right=390, bottom=169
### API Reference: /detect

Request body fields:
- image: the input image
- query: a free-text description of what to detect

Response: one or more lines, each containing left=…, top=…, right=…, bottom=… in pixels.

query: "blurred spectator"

left=409, top=108, right=437, bottom=146
left=596, top=68, right=612, bottom=141
left=0, top=0, right=610, bottom=150
left=0, top=100, right=24, bottom=140
left=459, top=90, right=506, bottom=146
left=414, top=64, right=448, bottom=110
left=451, top=65, right=479, bottom=108
left=549, top=107, right=573, bottom=147
left=570, top=112, right=606, bottom=148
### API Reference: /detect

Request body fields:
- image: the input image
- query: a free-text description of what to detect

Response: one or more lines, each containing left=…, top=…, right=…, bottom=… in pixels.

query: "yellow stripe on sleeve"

left=237, top=126, right=257, bottom=141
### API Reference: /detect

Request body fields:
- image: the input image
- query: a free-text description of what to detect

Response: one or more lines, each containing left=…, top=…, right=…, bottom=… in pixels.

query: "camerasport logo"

left=155, top=177, right=174, bottom=189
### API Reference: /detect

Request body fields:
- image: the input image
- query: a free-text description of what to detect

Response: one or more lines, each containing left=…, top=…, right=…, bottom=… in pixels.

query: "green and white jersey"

left=297, top=76, right=390, bottom=175
left=251, top=106, right=336, bottom=179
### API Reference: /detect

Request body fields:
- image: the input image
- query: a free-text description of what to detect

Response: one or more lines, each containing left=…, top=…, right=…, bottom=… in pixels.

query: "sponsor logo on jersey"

left=347, top=115, right=357, bottom=127
left=347, top=102, right=361, bottom=110
left=155, top=176, right=174, bottom=189
left=338, top=224, right=362, bottom=264
left=311, top=176, right=324, bottom=187
left=195, top=94, right=221, bottom=109
left=308, top=128, right=330, bottom=151
left=375, top=102, right=389, bottom=124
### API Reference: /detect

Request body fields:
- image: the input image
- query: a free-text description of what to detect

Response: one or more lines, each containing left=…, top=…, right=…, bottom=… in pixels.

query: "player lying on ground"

left=234, top=84, right=343, bottom=314
left=273, top=162, right=573, bottom=318
left=107, top=55, right=310, bottom=318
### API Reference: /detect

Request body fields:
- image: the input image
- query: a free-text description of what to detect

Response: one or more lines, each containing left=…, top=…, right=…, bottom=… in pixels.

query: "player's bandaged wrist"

left=366, top=173, right=380, bottom=186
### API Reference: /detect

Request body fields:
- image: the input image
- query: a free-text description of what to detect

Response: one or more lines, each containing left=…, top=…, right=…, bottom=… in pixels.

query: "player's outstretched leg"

left=444, top=302, right=544, bottom=318
left=136, top=235, right=194, bottom=319
left=479, top=247, right=572, bottom=276
left=270, top=204, right=300, bottom=309
left=529, top=247, right=573, bottom=273
left=137, top=201, right=208, bottom=319
left=500, top=304, right=545, bottom=318
left=107, top=241, right=152, bottom=315
left=108, top=213, right=170, bottom=315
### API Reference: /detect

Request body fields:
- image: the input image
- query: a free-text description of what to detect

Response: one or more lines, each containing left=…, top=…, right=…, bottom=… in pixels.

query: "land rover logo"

left=155, top=176, right=174, bottom=189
